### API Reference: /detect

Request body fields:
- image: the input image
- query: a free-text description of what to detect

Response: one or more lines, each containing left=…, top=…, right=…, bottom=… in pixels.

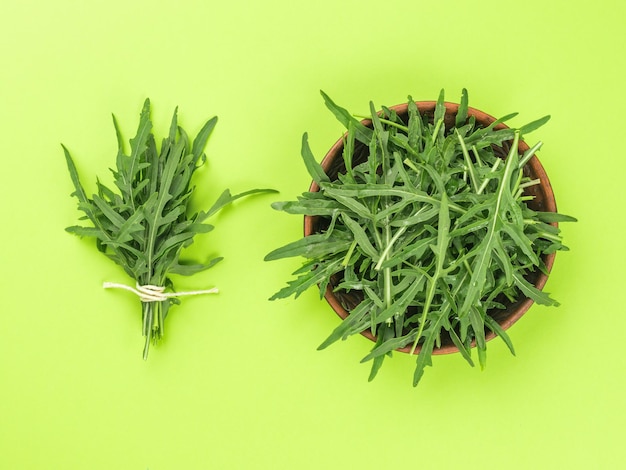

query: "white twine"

left=103, top=282, right=219, bottom=302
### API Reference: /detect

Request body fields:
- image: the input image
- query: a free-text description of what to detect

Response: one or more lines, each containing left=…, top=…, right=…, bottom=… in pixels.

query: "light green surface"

left=1, top=1, right=624, bottom=469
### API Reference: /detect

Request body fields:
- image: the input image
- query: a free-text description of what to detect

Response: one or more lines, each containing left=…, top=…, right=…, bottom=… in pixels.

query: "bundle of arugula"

left=266, top=90, right=575, bottom=385
left=64, top=99, right=274, bottom=358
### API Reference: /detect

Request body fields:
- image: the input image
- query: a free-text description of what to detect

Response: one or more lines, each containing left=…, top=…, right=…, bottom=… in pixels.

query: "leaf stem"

left=353, top=115, right=410, bottom=133
left=432, top=118, right=444, bottom=144
left=518, top=178, right=541, bottom=190
left=477, top=158, right=502, bottom=195
left=472, top=145, right=483, bottom=167
left=342, top=240, right=357, bottom=266
left=374, top=226, right=407, bottom=271
left=518, top=141, right=543, bottom=169
left=457, top=131, right=479, bottom=193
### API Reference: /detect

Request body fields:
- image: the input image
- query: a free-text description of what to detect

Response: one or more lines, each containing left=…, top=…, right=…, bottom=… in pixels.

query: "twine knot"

left=103, top=282, right=219, bottom=302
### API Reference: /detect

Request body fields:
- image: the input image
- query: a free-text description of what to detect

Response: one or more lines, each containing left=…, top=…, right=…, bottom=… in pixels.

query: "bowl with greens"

left=266, top=90, right=575, bottom=386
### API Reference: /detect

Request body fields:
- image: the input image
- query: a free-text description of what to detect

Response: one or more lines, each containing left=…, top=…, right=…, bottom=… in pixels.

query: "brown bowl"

left=304, top=101, right=557, bottom=355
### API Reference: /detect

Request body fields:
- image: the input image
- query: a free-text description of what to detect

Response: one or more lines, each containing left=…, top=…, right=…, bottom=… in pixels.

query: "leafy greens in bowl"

left=266, top=89, right=575, bottom=385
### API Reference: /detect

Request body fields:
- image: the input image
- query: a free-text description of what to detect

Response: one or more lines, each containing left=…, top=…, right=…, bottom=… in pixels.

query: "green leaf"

left=112, top=114, right=125, bottom=154
left=407, top=99, right=422, bottom=151
left=343, top=123, right=356, bottom=183
left=120, top=98, right=152, bottom=204
left=202, top=188, right=277, bottom=220
left=65, top=225, right=106, bottom=240
left=534, top=211, right=578, bottom=223
left=413, top=310, right=447, bottom=387
left=270, top=258, right=345, bottom=301
left=91, top=194, right=127, bottom=229
left=477, top=345, right=487, bottom=371
left=493, top=237, right=513, bottom=285
left=264, top=233, right=352, bottom=261
left=300, top=133, right=330, bottom=185
left=447, top=326, right=474, bottom=366
left=192, top=116, right=218, bottom=162
left=271, top=199, right=340, bottom=216
left=361, top=331, right=416, bottom=362
left=512, top=272, right=559, bottom=306
left=340, top=214, right=379, bottom=261
left=373, top=275, right=421, bottom=324
left=62, top=145, right=90, bottom=204
left=169, top=257, right=223, bottom=276
left=455, top=88, right=469, bottom=128
left=501, top=223, right=539, bottom=265
left=326, top=191, right=373, bottom=220
left=367, top=324, right=395, bottom=381
left=317, top=299, right=373, bottom=350
left=113, top=207, right=145, bottom=244
left=519, top=115, right=550, bottom=135
left=484, top=315, right=515, bottom=356
left=320, top=90, right=373, bottom=143
left=468, top=306, right=486, bottom=351
left=434, top=89, right=446, bottom=128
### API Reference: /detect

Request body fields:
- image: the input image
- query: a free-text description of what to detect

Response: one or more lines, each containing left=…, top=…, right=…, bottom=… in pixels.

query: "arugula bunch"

left=64, top=99, right=274, bottom=358
left=266, top=90, right=575, bottom=385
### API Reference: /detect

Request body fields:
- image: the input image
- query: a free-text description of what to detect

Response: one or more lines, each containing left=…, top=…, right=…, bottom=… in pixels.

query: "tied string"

left=103, top=282, right=219, bottom=302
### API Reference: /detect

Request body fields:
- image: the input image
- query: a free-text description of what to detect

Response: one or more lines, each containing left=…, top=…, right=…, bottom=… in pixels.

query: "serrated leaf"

left=169, top=257, right=223, bottom=276
left=367, top=324, right=395, bottom=381
left=361, top=331, right=416, bottom=362
left=340, top=214, right=379, bottom=261
left=91, top=194, right=126, bottom=229
left=264, top=233, right=352, bottom=261
left=413, top=314, right=446, bottom=386
left=317, top=299, right=373, bottom=350
left=512, top=272, right=559, bottom=306
left=65, top=225, right=107, bottom=240
left=484, top=315, right=515, bottom=356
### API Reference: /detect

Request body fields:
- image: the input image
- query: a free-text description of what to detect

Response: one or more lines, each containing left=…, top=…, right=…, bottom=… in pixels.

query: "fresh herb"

left=64, top=99, right=275, bottom=358
left=266, top=90, right=575, bottom=385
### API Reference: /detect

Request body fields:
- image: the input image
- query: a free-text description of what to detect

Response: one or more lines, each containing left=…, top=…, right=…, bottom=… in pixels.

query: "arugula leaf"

left=64, top=100, right=275, bottom=358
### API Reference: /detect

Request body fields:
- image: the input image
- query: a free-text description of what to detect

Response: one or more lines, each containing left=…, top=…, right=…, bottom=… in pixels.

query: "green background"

left=1, top=0, right=624, bottom=468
